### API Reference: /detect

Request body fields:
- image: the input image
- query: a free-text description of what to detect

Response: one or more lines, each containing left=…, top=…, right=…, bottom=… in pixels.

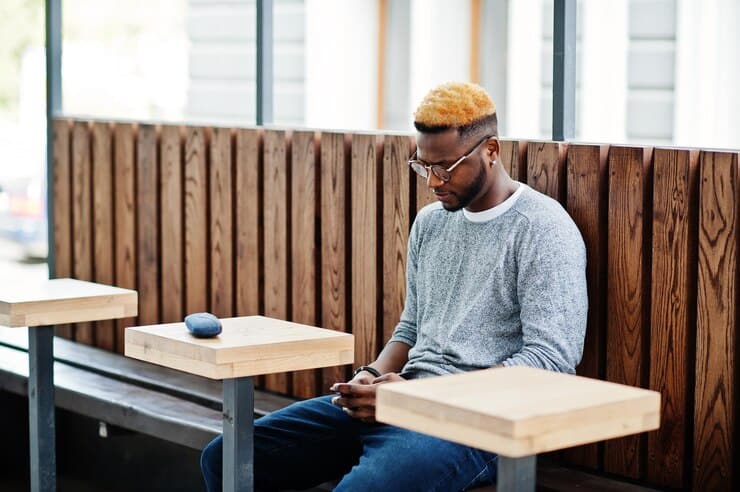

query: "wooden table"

left=376, top=366, right=660, bottom=492
left=125, top=315, right=354, bottom=492
left=0, top=278, right=138, bottom=492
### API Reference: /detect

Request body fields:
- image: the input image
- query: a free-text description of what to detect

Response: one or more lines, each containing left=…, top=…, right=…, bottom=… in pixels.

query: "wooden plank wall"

left=291, top=130, right=320, bottom=398
left=91, top=122, right=115, bottom=351
left=693, top=151, right=737, bottom=492
left=563, top=144, right=608, bottom=469
left=52, top=119, right=739, bottom=491
left=160, top=125, right=184, bottom=324
left=51, top=120, right=72, bottom=339
left=648, top=148, right=698, bottom=488
left=605, top=146, right=653, bottom=479
left=113, top=123, right=137, bottom=352
left=71, top=121, right=94, bottom=343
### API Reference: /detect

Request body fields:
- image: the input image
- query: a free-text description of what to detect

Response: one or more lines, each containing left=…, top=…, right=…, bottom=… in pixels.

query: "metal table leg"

left=497, top=455, right=536, bottom=492
left=28, top=325, right=56, bottom=492
left=223, top=377, right=255, bottom=492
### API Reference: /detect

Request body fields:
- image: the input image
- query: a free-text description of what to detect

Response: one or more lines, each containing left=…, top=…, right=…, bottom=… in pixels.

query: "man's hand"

left=347, top=369, right=377, bottom=386
left=330, top=373, right=406, bottom=423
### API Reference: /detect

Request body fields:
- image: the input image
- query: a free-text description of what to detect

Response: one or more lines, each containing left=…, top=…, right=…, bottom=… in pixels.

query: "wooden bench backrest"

left=51, top=119, right=738, bottom=491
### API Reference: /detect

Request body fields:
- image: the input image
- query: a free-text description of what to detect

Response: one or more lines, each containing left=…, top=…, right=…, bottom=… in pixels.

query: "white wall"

left=505, top=0, right=544, bottom=139
left=626, top=0, right=676, bottom=143
left=479, top=0, right=509, bottom=135
left=183, top=0, right=740, bottom=149
left=383, top=0, right=411, bottom=131
left=409, top=0, right=471, bottom=125
left=304, top=0, right=378, bottom=131
left=674, top=0, right=740, bottom=149
left=580, top=0, right=628, bottom=143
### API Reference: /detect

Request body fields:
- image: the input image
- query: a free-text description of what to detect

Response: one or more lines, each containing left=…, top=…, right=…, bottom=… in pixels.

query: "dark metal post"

left=552, top=0, right=576, bottom=141
left=29, top=326, right=56, bottom=492
left=256, top=0, right=273, bottom=125
left=497, top=455, right=537, bottom=492
left=45, top=0, right=62, bottom=279
left=223, top=377, right=255, bottom=492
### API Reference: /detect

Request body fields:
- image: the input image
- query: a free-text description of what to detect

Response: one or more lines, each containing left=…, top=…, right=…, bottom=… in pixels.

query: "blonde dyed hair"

left=414, top=82, right=497, bottom=128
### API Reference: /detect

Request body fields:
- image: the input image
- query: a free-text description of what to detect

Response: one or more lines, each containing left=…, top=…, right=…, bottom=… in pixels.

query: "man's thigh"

left=334, top=425, right=497, bottom=492
left=255, top=395, right=362, bottom=491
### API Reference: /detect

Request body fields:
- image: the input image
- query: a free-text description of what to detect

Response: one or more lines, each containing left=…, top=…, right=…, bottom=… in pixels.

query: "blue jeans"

left=200, top=395, right=497, bottom=491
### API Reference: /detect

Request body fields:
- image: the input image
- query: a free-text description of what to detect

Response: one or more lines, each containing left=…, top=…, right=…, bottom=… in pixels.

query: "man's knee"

left=201, top=435, right=223, bottom=477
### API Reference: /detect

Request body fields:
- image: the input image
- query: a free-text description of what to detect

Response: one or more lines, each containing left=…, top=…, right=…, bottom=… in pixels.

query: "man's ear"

left=486, top=137, right=500, bottom=163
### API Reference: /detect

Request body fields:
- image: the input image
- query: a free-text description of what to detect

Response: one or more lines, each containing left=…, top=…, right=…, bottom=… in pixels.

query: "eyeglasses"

left=408, top=135, right=493, bottom=182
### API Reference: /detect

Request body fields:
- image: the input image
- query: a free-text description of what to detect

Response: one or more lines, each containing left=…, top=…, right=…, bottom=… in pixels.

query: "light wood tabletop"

left=125, top=315, right=354, bottom=379
left=0, top=278, right=138, bottom=328
left=376, top=366, right=660, bottom=457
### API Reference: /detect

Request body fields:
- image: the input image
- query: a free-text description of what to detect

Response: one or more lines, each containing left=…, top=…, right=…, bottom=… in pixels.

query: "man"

left=200, top=82, right=587, bottom=491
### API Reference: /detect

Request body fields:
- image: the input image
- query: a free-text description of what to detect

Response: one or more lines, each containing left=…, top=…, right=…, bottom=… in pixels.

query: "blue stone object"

left=184, top=312, right=222, bottom=338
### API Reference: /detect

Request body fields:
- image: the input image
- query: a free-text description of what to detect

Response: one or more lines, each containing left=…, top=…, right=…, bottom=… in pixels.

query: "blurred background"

left=1, top=0, right=739, bottom=280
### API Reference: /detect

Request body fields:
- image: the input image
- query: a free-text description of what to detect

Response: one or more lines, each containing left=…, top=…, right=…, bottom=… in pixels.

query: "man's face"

left=415, top=129, right=488, bottom=212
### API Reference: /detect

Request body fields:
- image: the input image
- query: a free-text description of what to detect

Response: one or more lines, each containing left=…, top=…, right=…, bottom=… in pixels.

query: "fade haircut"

left=413, top=82, right=498, bottom=142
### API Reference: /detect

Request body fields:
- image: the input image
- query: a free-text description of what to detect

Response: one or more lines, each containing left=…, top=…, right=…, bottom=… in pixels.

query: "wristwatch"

left=353, top=365, right=381, bottom=378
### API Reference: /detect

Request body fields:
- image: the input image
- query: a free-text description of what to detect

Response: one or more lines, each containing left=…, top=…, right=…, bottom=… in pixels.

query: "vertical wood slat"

left=382, top=136, right=413, bottom=343
left=113, top=123, right=137, bottom=353
left=235, top=129, right=261, bottom=317
left=72, top=121, right=93, bottom=344
left=321, top=133, right=350, bottom=391
left=263, top=130, right=290, bottom=394
left=351, top=134, right=381, bottom=366
left=604, top=146, right=653, bottom=479
left=499, top=139, right=528, bottom=182
left=646, top=148, right=699, bottom=488
left=563, top=144, right=609, bottom=470
left=527, top=141, right=568, bottom=203
left=693, top=151, right=738, bottom=492
left=160, top=125, right=183, bottom=323
left=291, top=131, right=320, bottom=399
left=210, top=127, right=233, bottom=319
left=91, top=122, right=115, bottom=350
left=184, top=127, right=208, bottom=315
left=527, top=142, right=568, bottom=442
left=137, top=124, right=159, bottom=326
left=52, top=119, right=73, bottom=339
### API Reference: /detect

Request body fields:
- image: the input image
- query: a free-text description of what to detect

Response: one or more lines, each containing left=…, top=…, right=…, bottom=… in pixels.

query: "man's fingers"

left=332, top=395, right=374, bottom=409
left=331, top=383, right=376, bottom=397
left=342, top=406, right=376, bottom=420
left=329, top=376, right=373, bottom=393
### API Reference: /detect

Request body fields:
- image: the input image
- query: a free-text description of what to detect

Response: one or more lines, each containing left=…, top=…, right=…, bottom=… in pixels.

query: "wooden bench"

left=0, top=325, right=309, bottom=443
left=50, top=118, right=739, bottom=491
left=0, top=328, right=663, bottom=491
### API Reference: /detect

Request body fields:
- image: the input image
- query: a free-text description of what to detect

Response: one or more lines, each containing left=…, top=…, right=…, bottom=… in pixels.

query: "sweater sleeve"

left=388, top=216, right=422, bottom=348
left=500, top=222, right=588, bottom=373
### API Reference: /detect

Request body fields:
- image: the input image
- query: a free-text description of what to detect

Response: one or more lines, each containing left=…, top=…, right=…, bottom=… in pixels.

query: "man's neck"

left=466, top=172, right=519, bottom=213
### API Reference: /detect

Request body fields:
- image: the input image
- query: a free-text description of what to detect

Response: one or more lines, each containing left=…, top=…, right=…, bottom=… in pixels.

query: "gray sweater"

left=390, top=184, right=588, bottom=377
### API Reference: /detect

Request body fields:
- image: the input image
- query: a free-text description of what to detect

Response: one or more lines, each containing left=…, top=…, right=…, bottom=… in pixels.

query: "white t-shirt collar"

left=462, top=183, right=526, bottom=223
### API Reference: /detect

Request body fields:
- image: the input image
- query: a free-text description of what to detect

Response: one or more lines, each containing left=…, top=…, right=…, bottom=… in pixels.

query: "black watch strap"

left=353, top=365, right=381, bottom=378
